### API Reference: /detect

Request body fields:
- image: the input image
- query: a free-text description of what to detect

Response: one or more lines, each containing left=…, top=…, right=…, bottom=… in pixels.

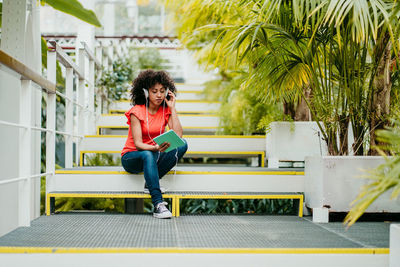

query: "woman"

left=121, top=70, right=188, bottom=219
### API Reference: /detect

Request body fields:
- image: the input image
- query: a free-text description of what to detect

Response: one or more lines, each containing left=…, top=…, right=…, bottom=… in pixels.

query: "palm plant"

left=164, top=0, right=305, bottom=135
left=170, top=0, right=400, bottom=155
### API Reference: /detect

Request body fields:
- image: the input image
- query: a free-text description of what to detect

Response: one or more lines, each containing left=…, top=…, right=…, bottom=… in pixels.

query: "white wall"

left=0, top=69, right=21, bottom=237
left=0, top=0, right=42, bottom=236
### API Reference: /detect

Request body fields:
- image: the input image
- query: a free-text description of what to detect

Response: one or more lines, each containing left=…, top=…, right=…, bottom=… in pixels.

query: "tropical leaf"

left=42, top=0, right=101, bottom=27
left=41, top=37, right=48, bottom=69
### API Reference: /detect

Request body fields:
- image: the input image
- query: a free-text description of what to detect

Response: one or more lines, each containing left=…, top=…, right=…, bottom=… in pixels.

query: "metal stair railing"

left=0, top=40, right=114, bottom=227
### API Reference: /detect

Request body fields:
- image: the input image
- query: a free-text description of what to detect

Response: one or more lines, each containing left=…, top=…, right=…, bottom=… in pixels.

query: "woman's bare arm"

left=131, top=114, right=169, bottom=152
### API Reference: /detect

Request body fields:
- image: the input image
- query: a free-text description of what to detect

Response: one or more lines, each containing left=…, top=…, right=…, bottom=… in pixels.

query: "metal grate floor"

left=0, top=214, right=389, bottom=249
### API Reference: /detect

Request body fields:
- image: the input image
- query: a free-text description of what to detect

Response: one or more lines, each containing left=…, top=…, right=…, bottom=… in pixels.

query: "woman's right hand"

left=152, top=142, right=170, bottom=152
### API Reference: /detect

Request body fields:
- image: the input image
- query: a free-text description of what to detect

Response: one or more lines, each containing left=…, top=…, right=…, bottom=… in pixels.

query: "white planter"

left=266, top=122, right=328, bottom=168
left=305, top=156, right=400, bottom=220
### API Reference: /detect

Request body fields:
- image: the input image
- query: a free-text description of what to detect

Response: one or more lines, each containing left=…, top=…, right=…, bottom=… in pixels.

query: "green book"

left=153, top=130, right=185, bottom=153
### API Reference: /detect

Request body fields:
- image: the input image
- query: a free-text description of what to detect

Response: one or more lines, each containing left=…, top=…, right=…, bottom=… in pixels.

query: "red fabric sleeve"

left=125, top=105, right=145, bottom=125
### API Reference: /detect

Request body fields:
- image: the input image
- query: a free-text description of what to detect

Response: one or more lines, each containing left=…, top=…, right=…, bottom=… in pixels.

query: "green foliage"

left=219, top=89, right=289, bottom=135
left=41, top=0, right=101, bottom=27
left=41, top=37, right=48, bottom=69
left=55, top=198, right=125, bottom=213
left=202, top=72, right=289, bottom=135
left=130, top=48, right=170, bottom=74
left=345, top=119, right=400, bottom=226
left=180, top=199, right=297, bottom=215
left=97, top=59, right=135, bottom=102
left=85, top=153, right=121, bottom=166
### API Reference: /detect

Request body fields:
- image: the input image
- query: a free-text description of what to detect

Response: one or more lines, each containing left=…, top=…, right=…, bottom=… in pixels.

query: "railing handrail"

left=49, top=41, right=84, bottom=79
left=0, top=50, right=56, bottom=94
left=0, top=172, right=53, bottom=186
left=81, top=42, right=101, bottom=70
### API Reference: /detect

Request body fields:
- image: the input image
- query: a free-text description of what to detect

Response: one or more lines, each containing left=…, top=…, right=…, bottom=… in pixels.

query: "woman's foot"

left=153, top=202, right=172, bottom=219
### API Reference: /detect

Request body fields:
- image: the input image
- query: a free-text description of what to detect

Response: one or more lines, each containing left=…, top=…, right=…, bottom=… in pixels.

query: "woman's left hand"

left=165, top=90, right=176, bottom=109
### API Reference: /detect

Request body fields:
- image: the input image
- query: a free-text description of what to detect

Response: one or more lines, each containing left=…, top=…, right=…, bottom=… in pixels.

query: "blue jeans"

left=121, top=140, right=188, bottom=206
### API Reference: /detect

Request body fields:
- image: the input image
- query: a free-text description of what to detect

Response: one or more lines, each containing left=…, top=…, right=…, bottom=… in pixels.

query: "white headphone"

left=142, top=87, right=179, bottom=166
left=142, top=88, right=170, bottom=100
left=142, top=87, right=168, bottom=146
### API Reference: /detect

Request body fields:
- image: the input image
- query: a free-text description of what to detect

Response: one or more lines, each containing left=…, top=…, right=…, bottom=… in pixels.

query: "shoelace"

left=156, top=202, right=169, bottom=212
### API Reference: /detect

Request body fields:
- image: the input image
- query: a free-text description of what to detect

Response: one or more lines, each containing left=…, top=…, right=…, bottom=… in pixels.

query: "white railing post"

left=115, top=40, right=122, bottom=58
left=95, top=46, right=103, bottom=116
left=108, top=45, right=114, bottom=71
left=46, top=50, right=56, bottom=196
left=102, top=46, right=109, bottom=71
left=88, top=58, right=96, bottom=135
left=65, top=68, right=74, bottom=168
left=77, top=48, right=86, bottom=165
left=121, top=39, right=129, bottom=58
left=18, top=80, right=32, bottom=226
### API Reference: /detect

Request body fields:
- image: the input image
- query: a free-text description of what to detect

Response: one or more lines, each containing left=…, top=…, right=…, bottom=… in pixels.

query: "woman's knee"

left=179, top=139, right=188, bottom=154
left=141, top=150, right=157, bottom=161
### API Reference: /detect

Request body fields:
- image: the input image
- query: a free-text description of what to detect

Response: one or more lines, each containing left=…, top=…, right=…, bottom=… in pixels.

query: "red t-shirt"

left=121, top=104, right=171, bottom=156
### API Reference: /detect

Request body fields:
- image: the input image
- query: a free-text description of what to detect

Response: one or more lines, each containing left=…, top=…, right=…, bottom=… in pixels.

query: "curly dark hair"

left=130, top=69, right=177, bottom=105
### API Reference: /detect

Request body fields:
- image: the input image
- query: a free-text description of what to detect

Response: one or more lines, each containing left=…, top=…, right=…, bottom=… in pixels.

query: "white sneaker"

left=153, top=202, right=172, bottom=219
left=144, top=185, right=166, bottom=194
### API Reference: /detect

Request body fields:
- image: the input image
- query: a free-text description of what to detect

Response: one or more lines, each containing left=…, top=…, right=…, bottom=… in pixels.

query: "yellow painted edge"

left=184, top=127, right=219, bottom=129
left=179, top=114, right=219, bottom=117
left=261, top=153, right=265, bottom=167
left=98, top=126, right=127, bottom=129
left=0, top=247, right=389, bottom=254
left=56, top=170, right=130, bottom=174
left=172, top=196, right=176, bottom=217
left=176, top=195, right=303, bottom=200
left=177, top=111, right=217, bottom=114
left=101, top=114, right=125, bottom=117
left=176, top=196, right=180, bottom=217
left=84, top=135, right=266, bottom=138
left=109, top=109, right=217, bottom=114
left=109, top=110, right=126, bottom=114
left=80, top=152, right=83, bottom=167
left=183, top=135, right=266, bottom=139
left=55, top=170, right=304, bottom=175
left=80, top=150, right=264, bottom=156
left=116, top=100, right=220, bottom=104
left=174, top=194, right=303, bottom=217
left=47, top=193, right=175, bottom=199
left=177, top=100, right=220, bottom=103
left=299, top=195, right=304, bottom=217
left=84, top=135, right=127, bottom=138
left=80, top=150, right=121, bottom=154
left=96, top=126, right=219, bottom=130
left=177, top=90, right=203, bottom=93
left=186, top=151, right=264, bottom=155
left=46, top=194, right=50, bottom=216
left=101, top=114, right=218, bottom=117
